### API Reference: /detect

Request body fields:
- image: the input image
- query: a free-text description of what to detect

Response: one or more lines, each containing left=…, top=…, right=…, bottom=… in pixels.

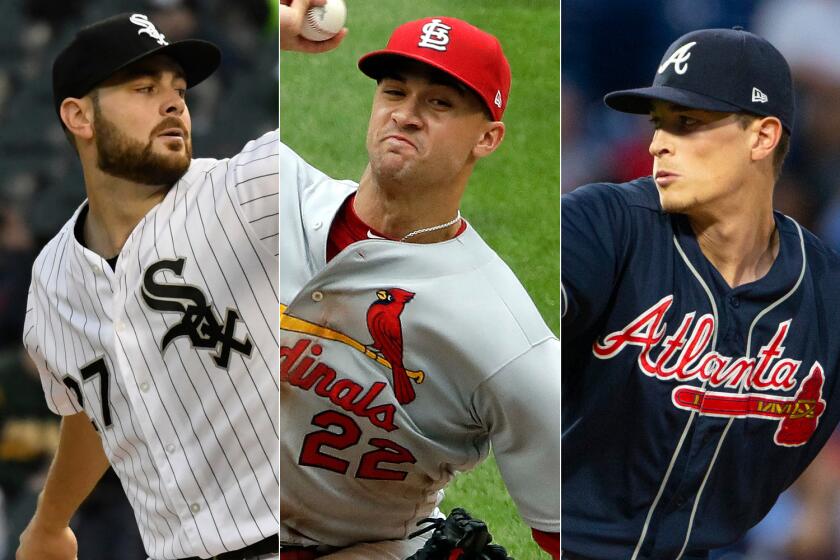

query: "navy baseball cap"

left=52, top=12, right=220, bottom=117
left=604, top=28, right=794, bottom=133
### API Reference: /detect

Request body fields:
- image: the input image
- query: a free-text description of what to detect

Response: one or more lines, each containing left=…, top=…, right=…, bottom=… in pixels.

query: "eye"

left=430, top=98, right=452, bottom=108
left=176, top=88, right=187, bottom=98
left=679, top=115, right=699, bottom=128
left=136, top=85, right=154, bottom=93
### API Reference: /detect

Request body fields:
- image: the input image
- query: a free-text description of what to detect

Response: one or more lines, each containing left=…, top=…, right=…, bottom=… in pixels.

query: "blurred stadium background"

left=0, top=0, right=276, bottom=557
left=563, top=1, right=840, bottom=558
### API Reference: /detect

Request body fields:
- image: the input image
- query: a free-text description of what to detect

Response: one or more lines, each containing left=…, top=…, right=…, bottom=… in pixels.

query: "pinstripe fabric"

left=23, top=131, right=279, bottom=559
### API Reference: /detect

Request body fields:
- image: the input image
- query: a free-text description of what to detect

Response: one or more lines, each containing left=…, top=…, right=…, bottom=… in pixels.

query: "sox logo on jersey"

left=593, top=295, right=827, bottom=446
left=141, top=257, right=253, bottom=369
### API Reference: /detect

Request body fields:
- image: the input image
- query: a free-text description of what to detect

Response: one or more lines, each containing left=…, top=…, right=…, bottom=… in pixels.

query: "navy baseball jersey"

left=561, top=177, right=840, bottom=560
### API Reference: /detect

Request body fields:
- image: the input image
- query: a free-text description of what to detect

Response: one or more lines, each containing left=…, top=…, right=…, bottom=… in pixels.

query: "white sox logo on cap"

left=129, top=13, right=168, bottom=46
left=418, top=19, right=452, bottom=52
left=658, top=41, right=696, bottom=75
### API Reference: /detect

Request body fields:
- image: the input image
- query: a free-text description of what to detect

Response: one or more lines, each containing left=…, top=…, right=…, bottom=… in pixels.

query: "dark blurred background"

left=563, top=1, right=840, bottom=558
left=0, top=0, right=277, bottom=557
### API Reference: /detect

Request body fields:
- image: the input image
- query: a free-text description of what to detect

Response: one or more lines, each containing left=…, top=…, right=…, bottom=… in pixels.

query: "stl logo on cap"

left=418, top=18, right=452, bottom=52
left=129, top=13, right=169, bottom=46
left=658, top=41, right=696, bottom=75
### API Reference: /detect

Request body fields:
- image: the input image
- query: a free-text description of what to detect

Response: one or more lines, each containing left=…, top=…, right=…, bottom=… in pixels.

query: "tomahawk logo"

left=418, top=19, right=452, bottom=51
left=658, top=41, right=697, bottom=75
left=141, top=258, right=253, bottom=368
left=129, top=13, right=168, bottom=46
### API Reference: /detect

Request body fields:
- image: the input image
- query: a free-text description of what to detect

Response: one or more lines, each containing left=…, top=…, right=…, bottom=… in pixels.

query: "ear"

left=60, top=97, right=94, bottom=143
left=472, top=121, right=505, bottom=159
left=750, top=116, right=782, bottom=164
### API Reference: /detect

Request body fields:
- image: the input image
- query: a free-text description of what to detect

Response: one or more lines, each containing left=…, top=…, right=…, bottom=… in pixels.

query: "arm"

left=474, top=339, right=561, bottom=553
left=17, top=411, right=110, bottom=560
left=280, top=0, right=347, bottom=53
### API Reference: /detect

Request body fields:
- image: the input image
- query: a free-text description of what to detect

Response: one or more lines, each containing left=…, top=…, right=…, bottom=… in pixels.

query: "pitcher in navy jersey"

left=562, top=28, right=840, bottom=560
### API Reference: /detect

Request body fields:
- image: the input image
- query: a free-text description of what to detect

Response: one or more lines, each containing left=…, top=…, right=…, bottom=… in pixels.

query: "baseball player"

left=562, top=28, right=840, bottom=559
left=279, top=9, right=560, bottom=560
left=18, top=13, right=279, bottom=560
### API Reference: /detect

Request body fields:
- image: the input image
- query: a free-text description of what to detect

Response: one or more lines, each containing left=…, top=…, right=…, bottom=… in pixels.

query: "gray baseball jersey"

left=23, top=131, right=280, bottom=559
left=279, top=143, right=560, bottom=546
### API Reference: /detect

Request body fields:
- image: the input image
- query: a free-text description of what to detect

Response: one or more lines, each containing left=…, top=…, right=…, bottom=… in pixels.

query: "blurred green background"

left=281, top=2, right=559, bottom=557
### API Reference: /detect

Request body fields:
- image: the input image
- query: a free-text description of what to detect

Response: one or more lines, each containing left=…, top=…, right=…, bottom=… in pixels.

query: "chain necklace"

left=399, top=210, right=462, bottom=242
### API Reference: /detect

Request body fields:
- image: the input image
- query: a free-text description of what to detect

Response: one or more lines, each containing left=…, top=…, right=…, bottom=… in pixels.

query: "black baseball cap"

left=52, top=12, right=220, bottom=118
left=604, top=28, right=794, bottom=133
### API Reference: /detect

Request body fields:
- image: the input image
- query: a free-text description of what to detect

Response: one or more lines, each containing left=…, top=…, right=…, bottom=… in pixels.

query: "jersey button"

left=729, top=296, right=740, bottom=308
left=139, top=382, right=150, bottom=392
left=314, top=220, right=323, bottom=230
left=166, top=444, right=176, bottom=453
left=311, top=291, right=324, bottom=302
left=190, top=503, right=201, bottom=513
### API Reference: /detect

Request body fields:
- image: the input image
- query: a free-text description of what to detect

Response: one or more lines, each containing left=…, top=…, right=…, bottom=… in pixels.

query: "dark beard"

left=93, top=102, right=191, bottom=186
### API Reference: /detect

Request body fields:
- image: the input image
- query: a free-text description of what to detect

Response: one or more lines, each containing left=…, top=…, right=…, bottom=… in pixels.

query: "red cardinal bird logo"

left=366, top=288, right=417, bottom=404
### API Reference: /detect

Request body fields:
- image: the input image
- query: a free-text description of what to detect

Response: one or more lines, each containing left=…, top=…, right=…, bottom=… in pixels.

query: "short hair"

left=735, top=113, right=790, bottom=179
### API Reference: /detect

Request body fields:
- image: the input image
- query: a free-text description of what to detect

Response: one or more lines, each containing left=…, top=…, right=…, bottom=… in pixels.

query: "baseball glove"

left=405, top=508, right=514, bottom=560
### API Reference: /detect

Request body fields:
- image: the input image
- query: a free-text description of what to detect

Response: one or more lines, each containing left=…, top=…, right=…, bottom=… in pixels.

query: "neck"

left=82, top=165, right=170, bottom=258
left=687, top=191, right=778, bottom=288
left=354, top=166, right=466, bottom=243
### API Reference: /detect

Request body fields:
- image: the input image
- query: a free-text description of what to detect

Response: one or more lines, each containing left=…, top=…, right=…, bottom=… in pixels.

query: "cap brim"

left=84, top=39, right=220, bottom=96
left=604, top=86, right=743, bottom=115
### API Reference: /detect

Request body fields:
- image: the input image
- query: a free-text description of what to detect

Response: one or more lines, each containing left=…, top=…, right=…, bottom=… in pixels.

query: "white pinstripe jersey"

left=279, top=143, right=560, bottom=546
left=23, top=131, right=280, bottom=560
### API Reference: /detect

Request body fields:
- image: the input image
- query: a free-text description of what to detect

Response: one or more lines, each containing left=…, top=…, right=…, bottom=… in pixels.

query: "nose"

left=162, top=87, right=186, bottom=117
left=649, top=128, right=673, bottom=158
left=391, top=96, right=423, bottom=130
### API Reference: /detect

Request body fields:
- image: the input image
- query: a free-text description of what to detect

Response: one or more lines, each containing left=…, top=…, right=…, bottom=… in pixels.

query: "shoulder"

left=563, top=176, right=661, bottom=213
left=31, top=204, right=85, bottom=286
left=450, top=227, right=553, bottom=346
left=788, top=214, right=840, bottom=275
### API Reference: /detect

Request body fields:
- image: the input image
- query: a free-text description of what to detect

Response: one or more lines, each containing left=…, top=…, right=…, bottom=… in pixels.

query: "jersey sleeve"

left=473, top=337, right=561, bottom=532
left=22, top=283, right=83, bottom=416
left=561, top=183, right=631, bottom=333
left=227, top=130, right=280, bottom=256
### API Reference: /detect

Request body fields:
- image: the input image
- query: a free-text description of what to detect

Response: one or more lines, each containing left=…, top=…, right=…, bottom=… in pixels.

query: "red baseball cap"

left=358, top=17, right=511, bottom=121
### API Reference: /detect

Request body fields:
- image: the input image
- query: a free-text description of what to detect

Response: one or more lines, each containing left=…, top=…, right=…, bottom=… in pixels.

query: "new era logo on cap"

left=418, top=19, right=451, bottom=52
left=752, top=87, right=768, bottom=103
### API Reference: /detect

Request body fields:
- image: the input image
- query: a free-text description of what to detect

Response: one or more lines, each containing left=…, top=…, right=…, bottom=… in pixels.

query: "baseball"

left=301, top=0, right=346, bottom=42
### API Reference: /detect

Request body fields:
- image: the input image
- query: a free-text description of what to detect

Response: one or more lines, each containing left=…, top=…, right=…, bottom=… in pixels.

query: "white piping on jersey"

left=631, top=232, right=720, bottom=560
left=560, top=282, right=568, bottom=318
left=675, top=218, right=806, bottom=559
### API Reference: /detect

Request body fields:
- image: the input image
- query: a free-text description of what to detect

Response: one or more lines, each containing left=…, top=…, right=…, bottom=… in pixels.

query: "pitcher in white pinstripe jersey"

left=18, top=12, right=279, bottom=560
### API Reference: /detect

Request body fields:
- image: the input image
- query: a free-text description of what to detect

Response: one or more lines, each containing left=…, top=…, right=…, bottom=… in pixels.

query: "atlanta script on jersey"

left=562, top=177, right=840, bottom=560
left=279, top=143, right=560, bottom=549
left=24, top=131, right=280, bottom=560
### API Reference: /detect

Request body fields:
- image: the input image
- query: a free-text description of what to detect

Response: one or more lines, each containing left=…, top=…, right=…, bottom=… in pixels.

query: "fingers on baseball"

left=298, top=28, right=348, bottom=53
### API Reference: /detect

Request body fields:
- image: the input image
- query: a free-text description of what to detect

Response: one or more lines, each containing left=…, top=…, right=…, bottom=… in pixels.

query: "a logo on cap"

left=494, top=90, right=503, bottom=109
left=658, top=41, right=696, bottom=75
left=129, top=13, right=169, bottom=46
left=752, top=87, right=769, bottom=103
left=418, top=19, right=452, bottom=52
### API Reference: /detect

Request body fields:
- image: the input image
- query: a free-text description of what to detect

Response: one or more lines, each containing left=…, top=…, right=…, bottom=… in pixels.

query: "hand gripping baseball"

left=280, top=0, right=347, bottom=53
